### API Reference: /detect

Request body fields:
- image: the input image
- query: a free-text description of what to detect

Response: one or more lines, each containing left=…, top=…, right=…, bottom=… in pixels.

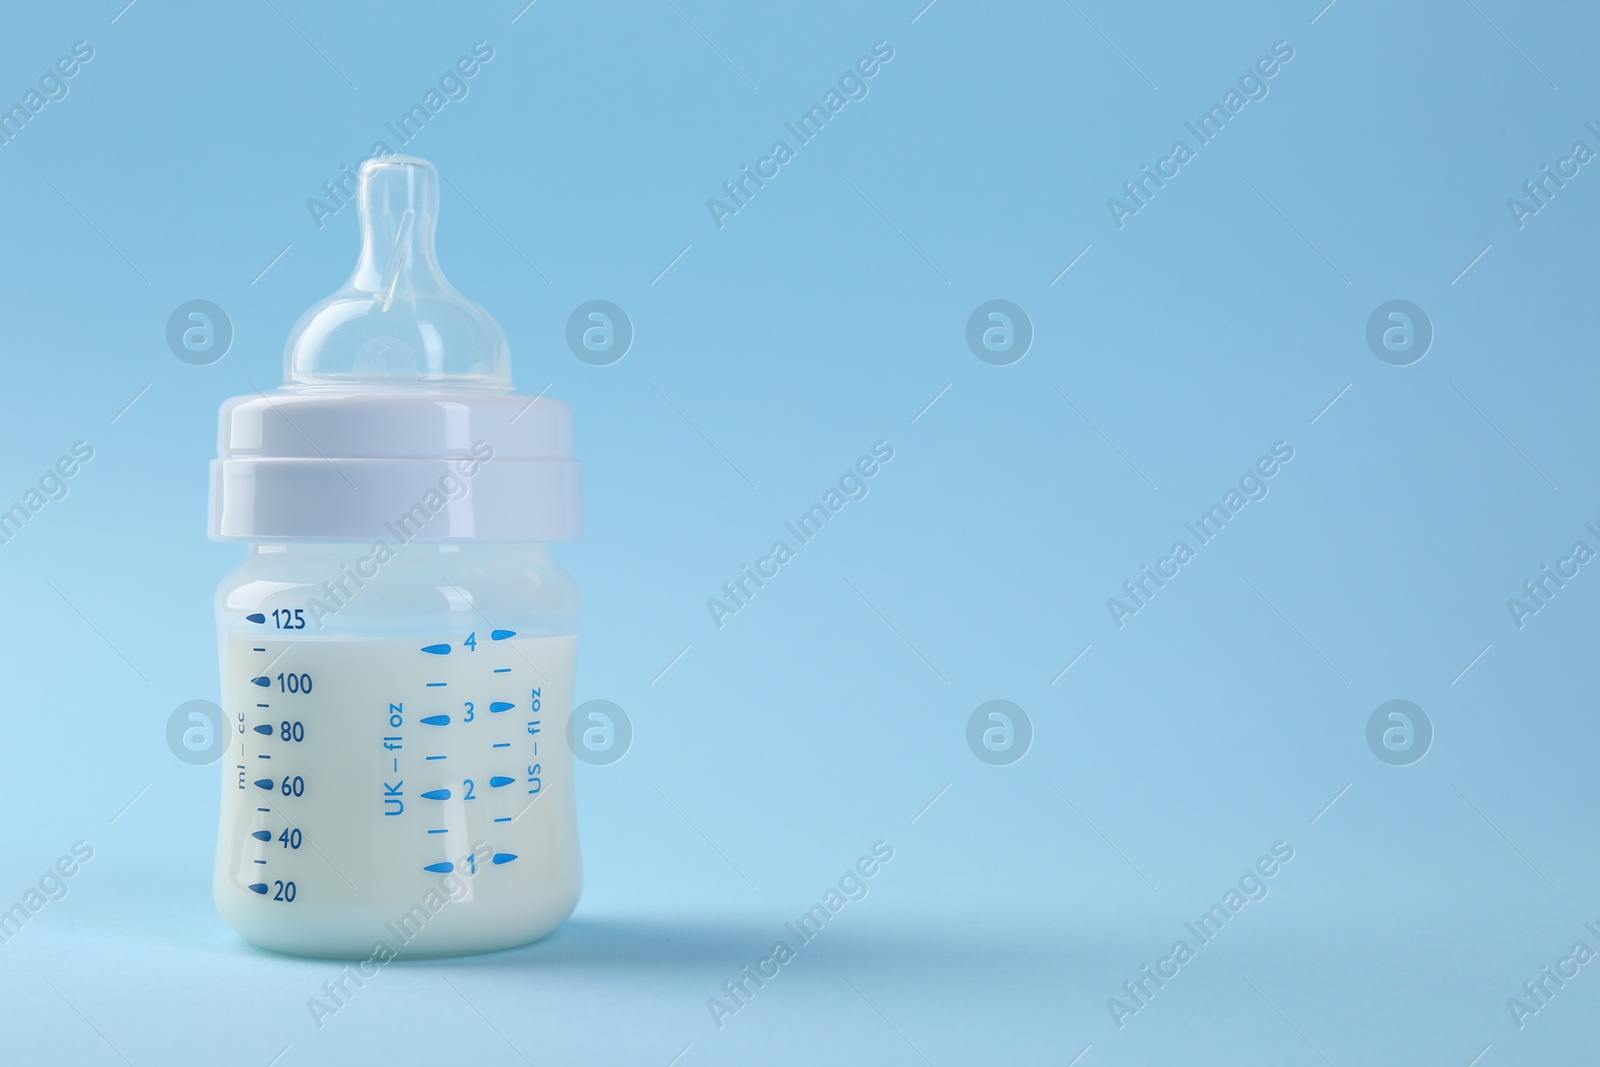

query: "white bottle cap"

left=209, top=156, right=579, bottom=542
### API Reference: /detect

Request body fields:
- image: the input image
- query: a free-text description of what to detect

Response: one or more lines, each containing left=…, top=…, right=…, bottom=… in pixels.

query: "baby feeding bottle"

left=207, top=156, right=583, bottom=958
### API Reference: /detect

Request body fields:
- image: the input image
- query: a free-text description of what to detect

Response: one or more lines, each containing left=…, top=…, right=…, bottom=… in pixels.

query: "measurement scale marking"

left=230, top=629, right=558, bottom=917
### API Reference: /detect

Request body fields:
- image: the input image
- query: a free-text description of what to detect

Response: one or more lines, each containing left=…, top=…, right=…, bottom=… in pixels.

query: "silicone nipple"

left=284, top=156, right=511, bottom=390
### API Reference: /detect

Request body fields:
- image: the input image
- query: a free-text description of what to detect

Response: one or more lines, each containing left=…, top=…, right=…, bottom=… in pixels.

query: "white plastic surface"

left=210, top=393, right=580, bottom=542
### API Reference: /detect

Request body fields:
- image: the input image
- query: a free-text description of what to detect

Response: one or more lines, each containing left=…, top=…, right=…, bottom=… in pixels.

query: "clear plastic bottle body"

left=212, top=541, right=581, bottom=958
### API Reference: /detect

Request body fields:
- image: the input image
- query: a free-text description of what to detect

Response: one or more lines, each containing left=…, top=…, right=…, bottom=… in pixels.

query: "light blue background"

left=1, top=1, right=1597, bottom=1064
